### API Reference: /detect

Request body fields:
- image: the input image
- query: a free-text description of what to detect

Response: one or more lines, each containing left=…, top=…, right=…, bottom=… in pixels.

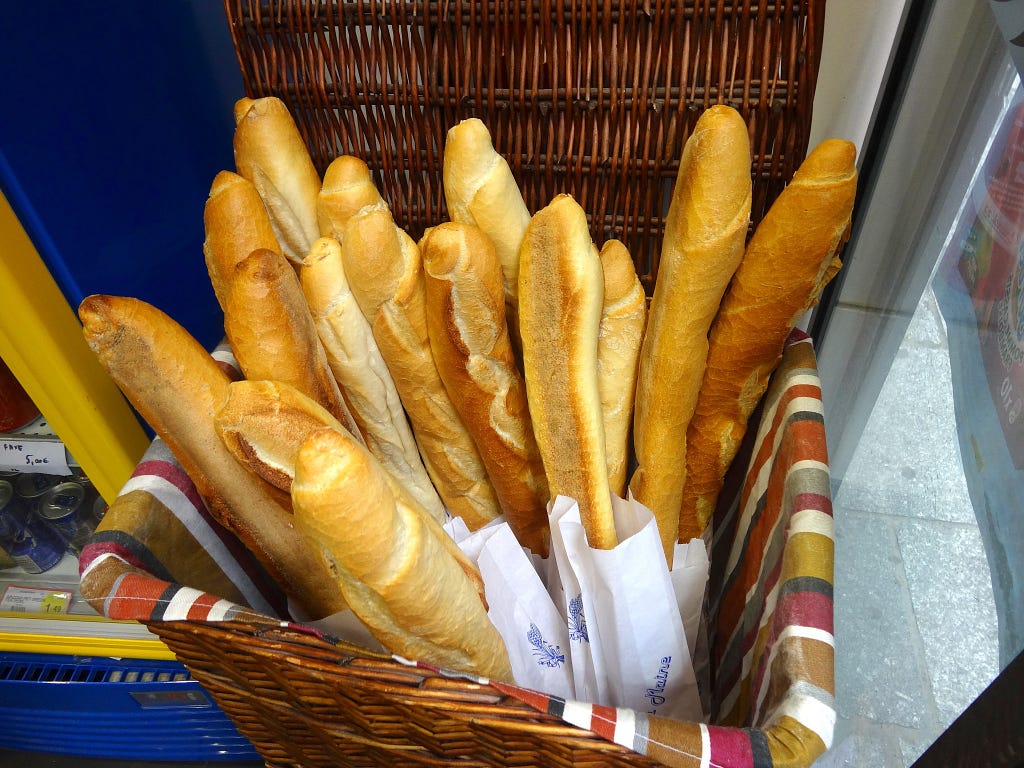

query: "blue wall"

left=0, top=2, right=244, bottom=351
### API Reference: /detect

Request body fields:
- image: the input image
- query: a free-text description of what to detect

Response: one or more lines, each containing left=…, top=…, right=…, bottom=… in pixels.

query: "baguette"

left=214, top=379, right=484, bottom=600
left=629, top=105, right=752, bottom=561
left=317, top=155, right=388, bottom=240
left=680, top=139, right=857, bottom=537
left=292, top=426, right=512, bottom=681
left=421, top=222, right=550, bottom=555
left=443, top=118, right=532, bottom=345
left=300, top=237, right=445, bottom=522
left=233, top=96, right=321, bottom=263
left=77, top=295, right=345, bottom=619
left=222, top=248, right=362, bottom=439
left=203, top=170, right=281, bottom=311
left=214, top=379, right=341, bottom=494
left=597, top=239, right=647, bottom=497
left=339, top=205, right=502, bottom=529
left=519, top=194, right=616, bottom=550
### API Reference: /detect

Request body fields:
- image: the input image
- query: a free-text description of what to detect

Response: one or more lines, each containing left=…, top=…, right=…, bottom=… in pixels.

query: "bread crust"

left=292, top=426, right=512, bottom=681
left=203, top=170, right=281, bottom=311
left=339, top=207, right=502, bottom=528
left=421, top=222, right=549, bottom=554
left=597, top=240, right=647, bottom=497
left=223, top=248, right=361, bottom=439
left=443, top=118, right=532, bottom=347
left=317, top=155, right=388, bottom=240
left=78, top=295, right=346, bottom=619
left=233, top=96, right=321, bottom=263
left=680, top=138, right=857, bottom=537
left=629, top=105, right=752, bottom=560
left=301, top=237, right=445, bottom=522
left=519, top=194, right=616, bottom=550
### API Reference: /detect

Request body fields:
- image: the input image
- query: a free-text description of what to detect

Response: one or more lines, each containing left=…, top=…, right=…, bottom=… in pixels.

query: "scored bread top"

left=519, top=194, right=616, bottom=550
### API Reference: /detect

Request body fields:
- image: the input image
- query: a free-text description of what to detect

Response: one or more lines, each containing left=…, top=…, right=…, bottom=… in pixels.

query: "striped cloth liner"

left=77, top=331, right=833, bottom=768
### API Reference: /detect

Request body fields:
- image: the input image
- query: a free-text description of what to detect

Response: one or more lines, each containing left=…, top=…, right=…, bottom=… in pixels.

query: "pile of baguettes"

left=78, top=97, right=856, bottom=684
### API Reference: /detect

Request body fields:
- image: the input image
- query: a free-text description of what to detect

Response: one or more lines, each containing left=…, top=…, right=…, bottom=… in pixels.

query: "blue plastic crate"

left=0, top=652, right=260, bottom=762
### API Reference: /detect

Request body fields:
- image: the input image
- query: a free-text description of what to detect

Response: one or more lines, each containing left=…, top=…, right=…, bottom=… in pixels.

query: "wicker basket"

left=83, top=332, right=835, bottom=768
left=81, top=3, right=836, bottom=766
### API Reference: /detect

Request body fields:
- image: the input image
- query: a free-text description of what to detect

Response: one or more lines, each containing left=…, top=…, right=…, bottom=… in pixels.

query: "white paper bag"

left=549, top=493, right=705, bottom=722
left=447, top=516, right=574, bottom=698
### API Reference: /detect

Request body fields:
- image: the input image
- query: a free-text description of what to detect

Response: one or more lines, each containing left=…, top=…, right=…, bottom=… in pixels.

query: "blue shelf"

left=0, top=652, right=259, bottom=762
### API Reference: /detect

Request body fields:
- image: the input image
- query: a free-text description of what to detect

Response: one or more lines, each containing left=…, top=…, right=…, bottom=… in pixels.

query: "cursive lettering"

left=645, top=656, right=672, bottom=712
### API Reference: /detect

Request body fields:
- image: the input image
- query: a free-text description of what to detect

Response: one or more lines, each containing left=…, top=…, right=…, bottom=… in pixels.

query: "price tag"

left=0, top=438, right=70, bottom=475
left=0, top=585, right=73, bottom=614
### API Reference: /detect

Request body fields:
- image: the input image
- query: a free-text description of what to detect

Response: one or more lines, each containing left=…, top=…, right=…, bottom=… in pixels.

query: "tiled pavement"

left=816, top=286, right=1000, bottom=766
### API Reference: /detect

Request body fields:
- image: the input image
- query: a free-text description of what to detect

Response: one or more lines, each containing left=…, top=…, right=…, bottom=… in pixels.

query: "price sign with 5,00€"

left=0, top=438, right=70, bottom=475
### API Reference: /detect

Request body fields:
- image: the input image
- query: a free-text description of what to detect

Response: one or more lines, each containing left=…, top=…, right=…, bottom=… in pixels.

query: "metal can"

left=14, top=472, right=63, bottom=511
left=0, top=480, right=64, bottom=573
left=36, top=482, right=95, bottom=556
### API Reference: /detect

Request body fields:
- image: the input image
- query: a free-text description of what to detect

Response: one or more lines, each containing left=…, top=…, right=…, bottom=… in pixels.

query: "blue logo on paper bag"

left=527, top=624, right=565, bottom=668
left=568, top=594, right=589, bottom=642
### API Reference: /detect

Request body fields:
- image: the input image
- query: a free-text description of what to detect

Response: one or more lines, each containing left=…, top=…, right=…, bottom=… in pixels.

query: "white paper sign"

left=0, top=437, right=70, bottom=475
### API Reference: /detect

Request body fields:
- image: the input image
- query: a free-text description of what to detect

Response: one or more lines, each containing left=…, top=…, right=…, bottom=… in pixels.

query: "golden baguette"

left=421, top=222, right=550, bottom=555
left=214, top=379, right=484, bottom=601
left=222, top=248, right=362, bottom=440
left=339, top=205, right=502, bottom=529
left=77, top=295, right=345, bottom=620
left=680, top=139, right=857, bottom=538
left=443, top=118, right=532, bottom=346
left=202, top=170, right=281, bottom=311
left=317, top=155, right=388, bottom=240
left=519, top=194, right=616, bottom=550
left=629, top=104, right=752, bottom=562
left=292, top=426, right=512, bottom=681
left=300, top=237, right=445, bottom=523
left=597, top=240, right=647, bottom=497
left=233, top=96, right=321, bottom=263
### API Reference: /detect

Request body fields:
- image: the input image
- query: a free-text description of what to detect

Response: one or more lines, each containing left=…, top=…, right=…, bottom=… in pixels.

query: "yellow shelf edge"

left=0, top=188, right=150, bottom=502
left=0, top=630, right=175, bottom=660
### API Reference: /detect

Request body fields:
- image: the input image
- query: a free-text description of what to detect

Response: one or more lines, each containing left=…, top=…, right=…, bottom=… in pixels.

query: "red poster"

left=957, top=99, right=1024, bottom=467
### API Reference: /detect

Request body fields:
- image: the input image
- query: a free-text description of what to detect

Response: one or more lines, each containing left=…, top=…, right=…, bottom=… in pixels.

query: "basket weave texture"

left=223, top=0, right=826, bottom=291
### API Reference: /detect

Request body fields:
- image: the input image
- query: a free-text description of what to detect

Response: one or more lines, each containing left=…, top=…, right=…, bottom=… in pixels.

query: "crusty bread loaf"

left=597, top=239, right=647, bottom=497
left=214, top=378, right=483, bottom=600
left=77, top=295, right=345, bottom=620
left=214, top=379, right=341, bottom=493
left=300, top=237, right=445, bottom=522
left=317, top=155, right=388, bottom=240
left=629, top=104, right=752, bottom=561
left=680, top=138, right=857, bottom=538
left=443, top=118, right=532, bottom=346
left=292, top=426, right=512, bottom=681
left=203, top=170, right=281, bottom=311
left=519, top=194, right=616, bottom=550
left=421, top=222, right=550, bottom=555
left=339, top=205, right=502, bottom=529
left=222, top=248, right=362, bottom=439
left=233, top=96, right=321, bottom=263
